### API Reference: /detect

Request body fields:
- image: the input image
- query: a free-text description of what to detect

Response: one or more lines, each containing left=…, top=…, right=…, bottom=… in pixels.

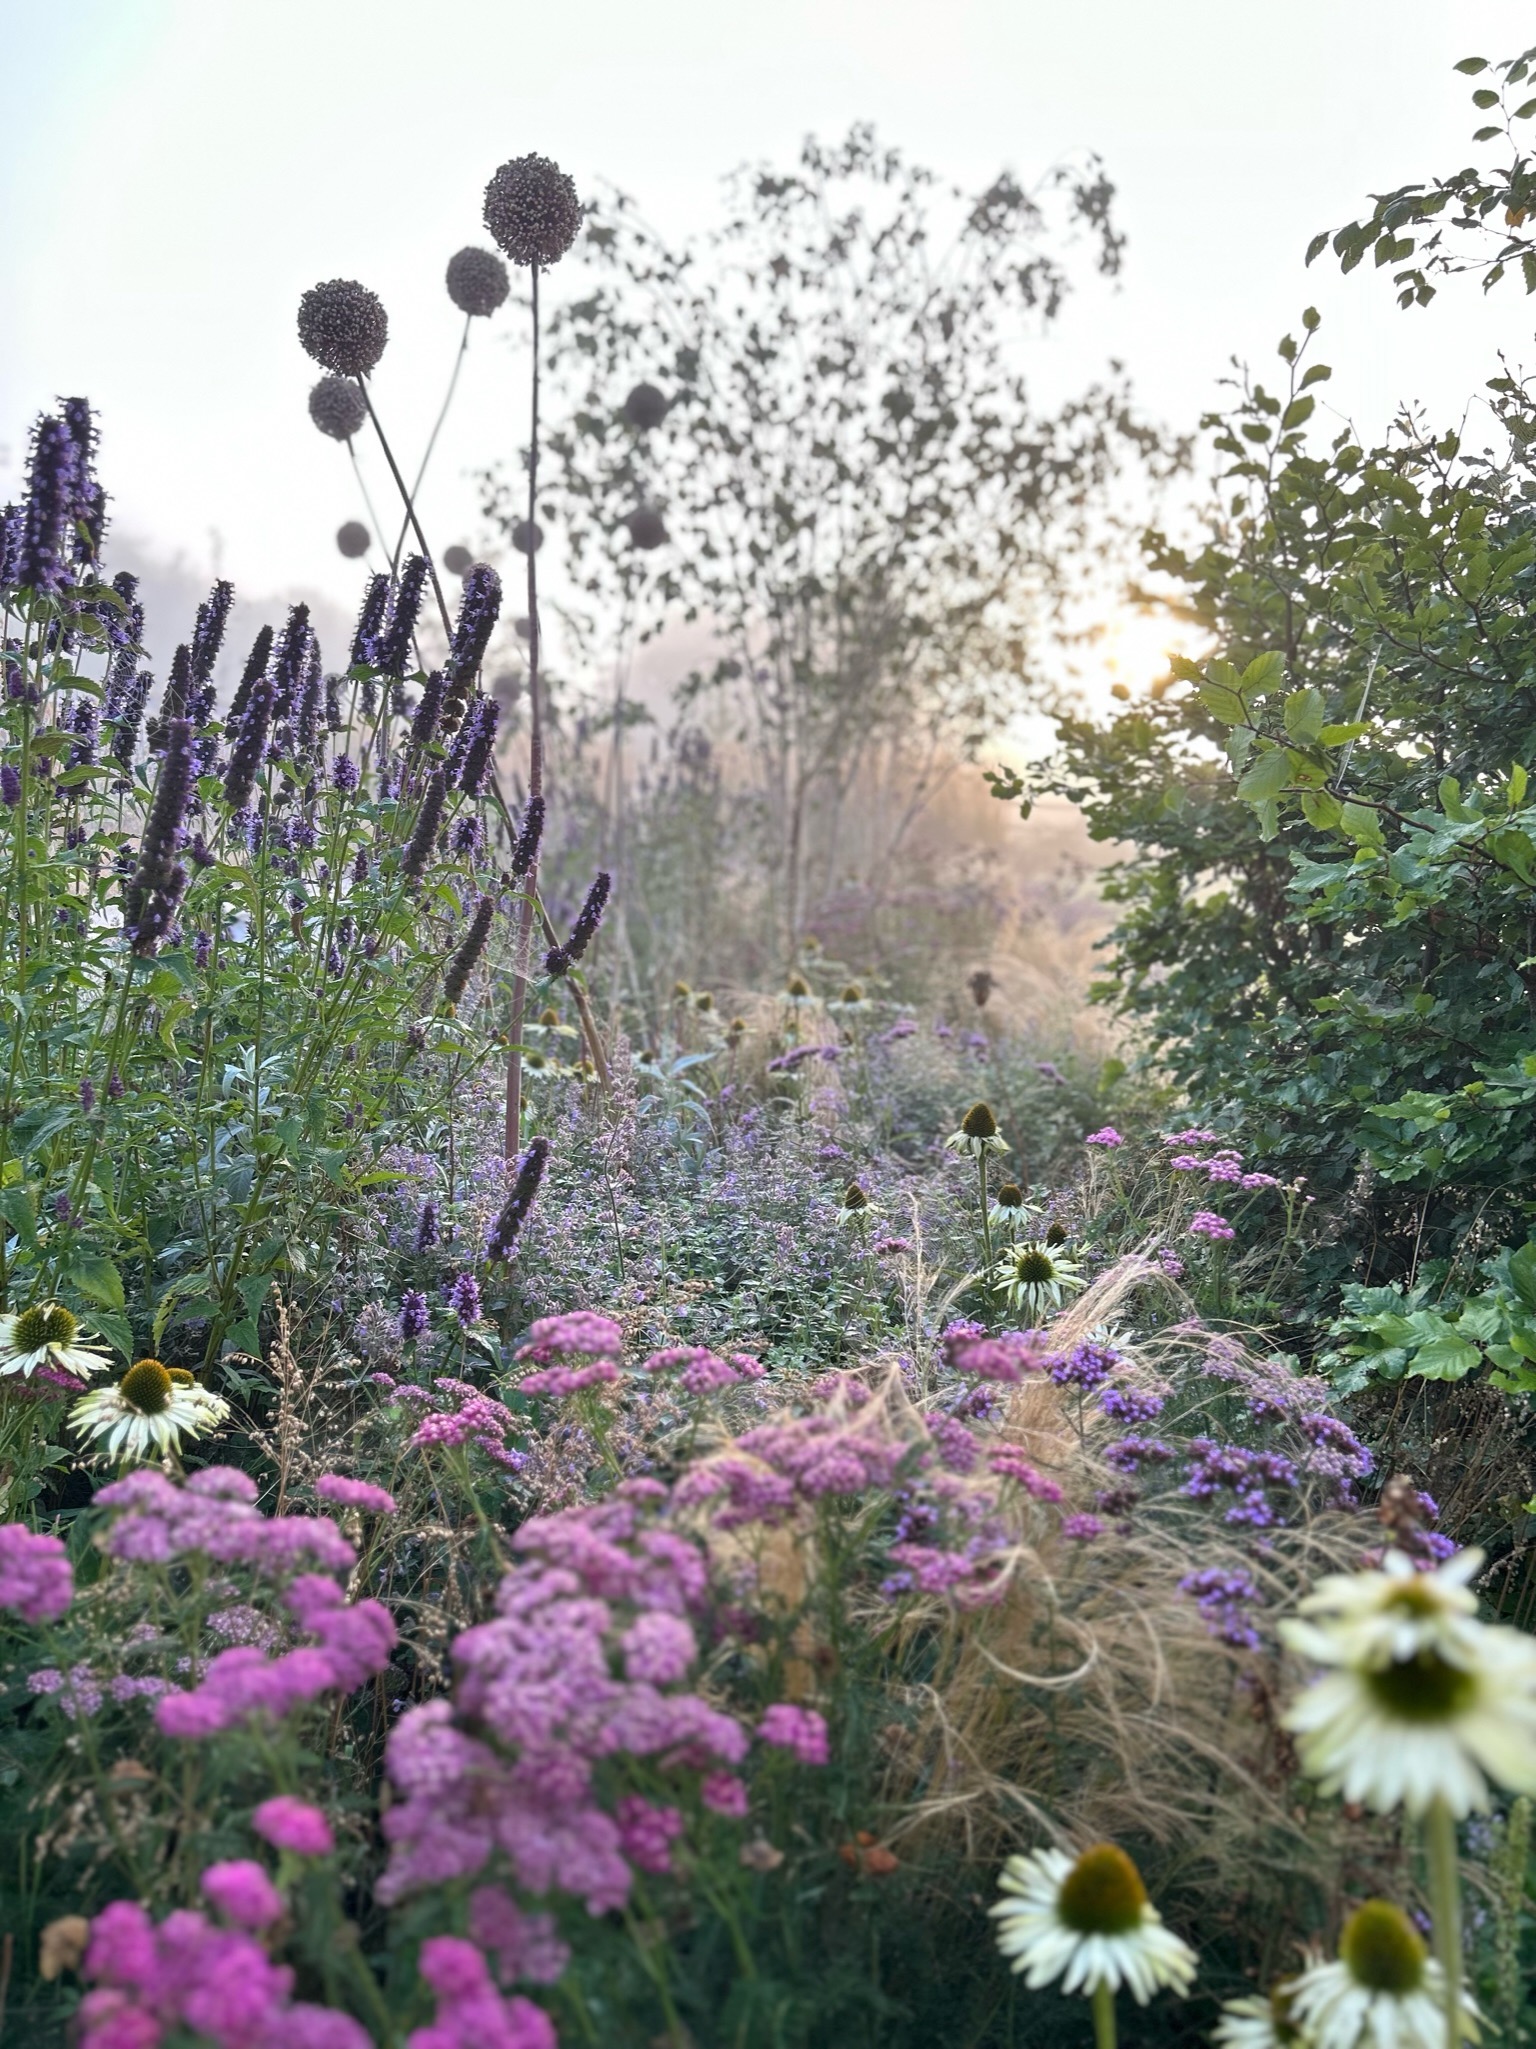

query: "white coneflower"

left=1213, top=1982, right=1303, bottom=2049
left=991, top=1843, right=1196, bottom=2047
left=992, top=1243, right=1086, bottom=1319
left=945, top=1100, right=1009, bottom=1160
left=0, top=1302, right=110, bottom=1381
left=1280, top=1549, right=1536, bottom=1818
left=836, top=1183, right=873, bottom=1228
left=1288, top=1901, right=1479, bottom=2049
left=69, top=1359, right=230, bottom=1462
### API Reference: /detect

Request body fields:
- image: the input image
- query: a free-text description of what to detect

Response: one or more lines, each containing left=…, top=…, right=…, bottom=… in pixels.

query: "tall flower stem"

left=353, top=381, right=453, bottom=641
left=505, top=261, right=545, bottom=1156
left=978, top=1150, right=994, bottom=1271
left=390, top=312, right=473, bottom=574
left=1425, top=1794, right=1463, bottom=2049
left=1091, top=1981, right=1117, bottom=2049
left=345, top=439, right=395, bottom=576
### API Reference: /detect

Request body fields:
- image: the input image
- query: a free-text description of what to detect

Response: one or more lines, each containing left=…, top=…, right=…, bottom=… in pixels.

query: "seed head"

left=623, top=382, right=669, bottom=431
left=961, top=1101, right=998, bottom=1141
left=842, top=1183, right=869, bottom=1211
left=1056, top=1844, right=1148, bottom=1937
left=483, top=154, right=582, bottom=268
left=1338, top=1900, right=1427, bottom=1995
left=995, top=1183, right=1025, bottom=1210
left=625, top=506, right=668, bottom=551
left=443, top=544, right=474, bottom=576
left=785, top=975, right=811, bottom=999
left=119, top=1358, right=174, bottom=1415
left=337, top=521, right=370, bottom=560
left=446, top=246, right=511, bottom=316
left=308, top=375, right=368, bottom=442
left=297, top=279, right=389, bottom=377
left=13, top=1303, right=78, bottom=1351
left=512, top=520, right=543, bottom=556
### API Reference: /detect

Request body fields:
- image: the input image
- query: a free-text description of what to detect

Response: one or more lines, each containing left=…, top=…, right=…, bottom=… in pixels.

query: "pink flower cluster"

left=97, top=1468, right=356, bottom=1575
left=516, top=1311, right=623, bottom=1364
left=0, top=1523, right=73, bottom=1621
left=519, top=1358, right=619, bottom=1397
left=379, top=1495, right=746, bottom=1914
left=1187, top=1210, right=1236, bottom=1243
left=757, top=1704, right=829, bottom=1765
left=254, top=1794, right=335, bottom=1856
left=155, top=1573, right=395, bottom=1738
left=408, top=1935, right=556, bottom=2049
left=734, top=1412, right=909, bottom=1499
left=987, top=1445, right=1064, bottom=1501
left=642, top=1346, right=767, bottom=1396
left=468, top=1886, right=570, bottom=1986
left=1084, top=1127, right=1124, bottom=1147
left=939, top=1321, right=1050, bottom=1384
left=406, top=1382, right=524, bottom=1468
left=314, top=1473, right=397, bottom=1515
left=79, top=1897, right=370, bottom=2049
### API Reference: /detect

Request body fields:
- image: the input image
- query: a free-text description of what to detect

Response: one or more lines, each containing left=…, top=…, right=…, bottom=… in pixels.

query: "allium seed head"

left=623, top=382, right=669, bottom=430
left=446, top=246, right=511, bottom=316
left=625, top=506, right=668, bottom=550
left=308, top=375, right=368, bottom=441
left=337, top=521, right=370, bottom=559
left=482, top=154, right=583, bottom=268
left=297, top=279, right=389, bottom=377
left=443, top=544, right=474, bottom=576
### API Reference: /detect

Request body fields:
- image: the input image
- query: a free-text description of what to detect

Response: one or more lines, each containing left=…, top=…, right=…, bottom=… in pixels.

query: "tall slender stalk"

left=505, top=262, right=543, bottom=1158
left=1425, top=1795, right=1463, bottom=2049
left=353, top=381, right=453, bottom=642
left=1091, top=1980, right=1117, bottom=2049
left=390, top=313, right=473, bottom=574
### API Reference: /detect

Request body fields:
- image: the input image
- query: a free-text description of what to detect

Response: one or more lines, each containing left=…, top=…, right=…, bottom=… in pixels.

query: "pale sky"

left=4, top=0, right=1535, bottom=685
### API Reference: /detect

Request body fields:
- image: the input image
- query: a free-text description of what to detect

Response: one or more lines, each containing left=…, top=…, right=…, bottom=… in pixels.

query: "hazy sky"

left=4, top=0, right=1535, bottom=680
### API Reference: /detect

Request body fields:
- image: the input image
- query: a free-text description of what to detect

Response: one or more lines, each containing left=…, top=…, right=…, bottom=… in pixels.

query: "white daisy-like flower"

left=991, top=1243, right=1086, bottom=1319
left=836, top=1183, right=873, bottom=1227
left=0, top=1302, right=111, bottom=1381
left=989, top=1842, right=1197, bottom=2004
left=1288, top=1900, right=1479, bottom=2049
left=1281, top=1549, right=1536, bottom=1816
left=69, top=1359, right=230, bottom=1462
left=1213, top=1983, right=1303, bottom=2049
left=945, top=1101, right=1010, bottom=1159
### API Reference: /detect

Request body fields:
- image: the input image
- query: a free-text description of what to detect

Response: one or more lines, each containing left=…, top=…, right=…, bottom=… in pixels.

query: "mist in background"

left=4, top=0, right=1535, bottom=685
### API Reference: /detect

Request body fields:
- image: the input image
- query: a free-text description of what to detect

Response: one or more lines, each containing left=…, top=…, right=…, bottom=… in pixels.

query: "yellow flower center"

left=786, top=976, right=810, bottom=999
left=1015, top=1248, right=1056, bottom=1285
left=961, top=1101, right=998, bottom=1140
left=1057, top=1844, right=1148, bottom=1936
left=538, top=1007, right=560, bottom=1026
left=1381, top=1580, right=1447, bottom=1618
left=843, top=1184, right=869, bottom=1211
left=14, top=1303, right=78, bottom=1351
left=119, top=1358, right=174, bottom=1415
left=1365, top=1647, right=1476, bottom=1723
left=840, top=984, right=863, bottom=1003
left=1339, top=1900, right=1427, bottom=1995
left=995, top=1184, right=1025, bottom=1209
left=166, top=1367, right=196, bottom=1387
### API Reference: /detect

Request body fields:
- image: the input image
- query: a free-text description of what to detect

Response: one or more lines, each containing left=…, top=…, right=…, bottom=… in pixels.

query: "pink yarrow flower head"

left=516, top=1310, right=623, bottom=1365
left=200, top=1858, right=285, bottom=1929
left=0, top=1523, right=73, bottom=1621
left=408, top=1936, right=557, bottom=2049
left=700, top=1771, right=750, bottom=1817
left=758, top=1703, right=829, bottom=1766
left=252, top=1795, right=335, bottom=1856
left=642, top=1345, right=756, bottom=1395
left=1188, top=1209, right=1236, bottom=1243
left=315, top=1473, right=397, bottom=1515
left=1084, top=1126, right=1124, bottom=1148
left=519, top=1357, right=619, bottom=1397
left=987, top=1445, right=1064, bottom=1501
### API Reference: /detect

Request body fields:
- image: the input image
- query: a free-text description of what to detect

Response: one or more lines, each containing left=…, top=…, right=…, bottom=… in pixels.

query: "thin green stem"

left=1425, top=1794, right=1463, bottom=2049
left=1091, top=1979, right=1117, bottom=2049
left=978, top=1150, right=993, bottom=1271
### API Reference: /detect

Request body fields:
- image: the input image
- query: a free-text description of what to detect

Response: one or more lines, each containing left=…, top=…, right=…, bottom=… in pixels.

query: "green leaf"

left=1300, top=789, right=1343, bottom=832
left=1299, top=362, right=1333, bottom=388
left=0, top=1186, right=37, bottom=1251
left=1196, top=670, right=1247, bottom=725
left=1508, top=1240, right=1536, bottom=1313
left=1339, top=800, right=1385, bottom=846
left=1283, top=687, right=1326, bottom=742
left=1236, top=746, right=1295, bottom=806
left=1438, top=774, right=1477, bottom=821
left=1281, top=395, right=1316, bottom=431
left=1318, top=722, right=1370, bottom=745
left=1472, top=88, right=1501, bottom=108
left=93, top=1312, right=134, bottom=1361
left=11, top=1102, right=74, bottom=1157
left=1454, top=56, right=1489, bottom=74
left=1410, top=1332, right=1483, bottom=1381
left=1240, top=651, right=1286, bottom=694
left=1305, top=231, right=1329, bottom=266
left=67, top=1254, right=125, bottom=1312
left=236, top=1272, right=272, bottom=1320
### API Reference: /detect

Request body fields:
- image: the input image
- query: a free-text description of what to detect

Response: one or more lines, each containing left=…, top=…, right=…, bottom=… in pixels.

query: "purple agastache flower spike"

left=545, top=871, right=611, bottom=977
left=509, top=795, right=544, bottom=879
left=270, top=603, right=312, bottom=718
left=222, top=675, right=274, bottom=813
left=411, top=670, right=446, bottom=749
left=377, top=557, right=428, bottom=681
left=350, top=573, right=390, bottom=670
left=446, top=1271, right=482, bottom=1325
left=17, top=413, right=80, bottom=596
left=485, top=1135, right=550, bottom=1262
left=456, top=698, right=500, bottom=796
left=124, top=718, right=195, bottom=955
left=399, top=1289, right=429, bottom=1342
left=227, top=624, right=273, bottom=723
left=189, top=579, right=234, bottom=690
left=444, top=563, right=502, bottom=693
left=400, top=770, right=446, bottom=882
left=297, top=640, right=324, bottom=756
left=443, top=895, right=495, bottom=1008
left=415, top=1200, right=439, bottom=1254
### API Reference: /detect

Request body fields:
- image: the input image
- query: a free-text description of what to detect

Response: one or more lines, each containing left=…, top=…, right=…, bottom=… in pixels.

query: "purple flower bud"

left=411, top=670, right=446, bottom=749
left=17, top=412, right=82, bottom=596
left=222, top=676, right=273, bottom=814
left=78, top=1077, right=95, bottom=1112
left=400, top=771, right=447, bottom=882
left=415, top=1200, right=439, bottom=1254
left=352, top=848, right=369, bottom=884
left=227, top=624, right=274, bottom=724
left=443, top=895, right=495, bottom=1008
left=398, top=1289, right=429, bottom=1343
left=190, top=580, right=234, bottom=690
left=377, top=557, right=428, bottom=681
left=444, top=563, right=502, bottom=694
left=545, top=871, right=610, bottom=977
left=510, top=795, right=545, bottom=880
left=485, top=1135, right=550, bottom=1262
left=270, top=604, right=312, bottom=719
left=106, top=1069, right=124, bottom=1101
left=1, top=765, right=20, bottom=806
left=123, top=719, right=195, bottom=956
left=446, top=1272, right=482, bottom=1326
left=194, top=931, right=212, bottom=969
left=332, top=755, right=361, bottom=793
left=456, top=698, right=500, bottom=796
left=350, top=574, right=390, bottom=670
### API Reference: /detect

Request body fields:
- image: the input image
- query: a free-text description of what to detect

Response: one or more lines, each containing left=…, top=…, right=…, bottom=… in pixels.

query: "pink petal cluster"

left=757, top=1703, right=829, bottom=1766
left=314, top=1473, right=397, bottom=1515
left=615, top=1794, right=684, bottom=1874
left=1188, top=1210, right=1236, bottom=1243
left=97, top=1468, right=355, bottom=1576
left=200, top=1859, right=285, bottom=1930
left=379, top=1496, right=745, bottom=1915
left=1084, top=1127, right=1124, bottom=1147
left=516, top=1311, right=624, bottom=1364
left=642, top=1346, right=765, bottom=1394
left=408, top=1383, right=524, bottom=1467
left=519, top=1358, right=619, bottom=1397
left=986, top=1446, right=1064, bottom=1501
left=0, top=1523, right=73, bottom=1621
left=468, top=1886, right=570, bottom=1987
left=253, top=1794, right=335, bottom=1856
left=79, top=1898, right=370, bottom=2049
left=734, top=1412, right=908, bottom=1500
left=407, top=1936, right=556, bottom=2049
left=939, top=1324, right=1049, bottom=1383
left=155, top=1575, right=395, bottom=1738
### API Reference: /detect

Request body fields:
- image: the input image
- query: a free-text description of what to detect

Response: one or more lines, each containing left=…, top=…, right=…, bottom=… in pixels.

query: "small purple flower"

left=1188, top=1210, right=1235, bottom=1243
left=1051, top=1342, right=1119, bottom=1392
left=0, top=764, right=20, bottom=806
left=1084, top=1127, right=1123, bottom=1147
left=252, top=1795, right=334, bottom=1856
left=106, top=1069, right=124, bottom=1101
left=1060, top=1513, right=1103, bottom=1542
left=446, top=1272, right=482, bottom=1326
left=200, top=1859, right=284, bottom=1930
left=1100, top=1384, right=1164, bottom=1424
left=758, top=1703, right=829, bottom=1765
left=78, top=1077, right=96, bottom=1112
left=415, top=1200, right=439, bottom=1254
left=331, top=754, right=360, bottom=793
left=398, top=1289, right=429, bottom=1343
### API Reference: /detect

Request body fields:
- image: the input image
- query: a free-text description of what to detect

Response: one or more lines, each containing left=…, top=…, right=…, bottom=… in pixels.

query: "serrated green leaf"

left=1454, top=56, right=1489, bottom=74
left=1340, top=800, right=1384, bottom=846
left=67, top=1254, right=125, bottom=1312
left=1299, top=362, right=1333, bottom=388
left=1237, top=747, right=1294, bottom=806
left=1240, top=651, right=1286, bottom=694
left=1283, top=687, right=1326, bottom=742
left=1300, top=789, right=1343, bottom=832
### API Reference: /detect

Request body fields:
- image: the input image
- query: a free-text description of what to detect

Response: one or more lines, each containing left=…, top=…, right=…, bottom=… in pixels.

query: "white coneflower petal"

left=1281, top=1553, right=1536, bottom=1816
left=0, top=1303, right=112, bottom=1380
left=69, top=1359, right=229, bottom=1463
left=990, top=1843, right=1197, bottom=2005
left=1288, top=1901, right=1479, bottom=2049
left=1213, top=1984, right=1303, bottom=2049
